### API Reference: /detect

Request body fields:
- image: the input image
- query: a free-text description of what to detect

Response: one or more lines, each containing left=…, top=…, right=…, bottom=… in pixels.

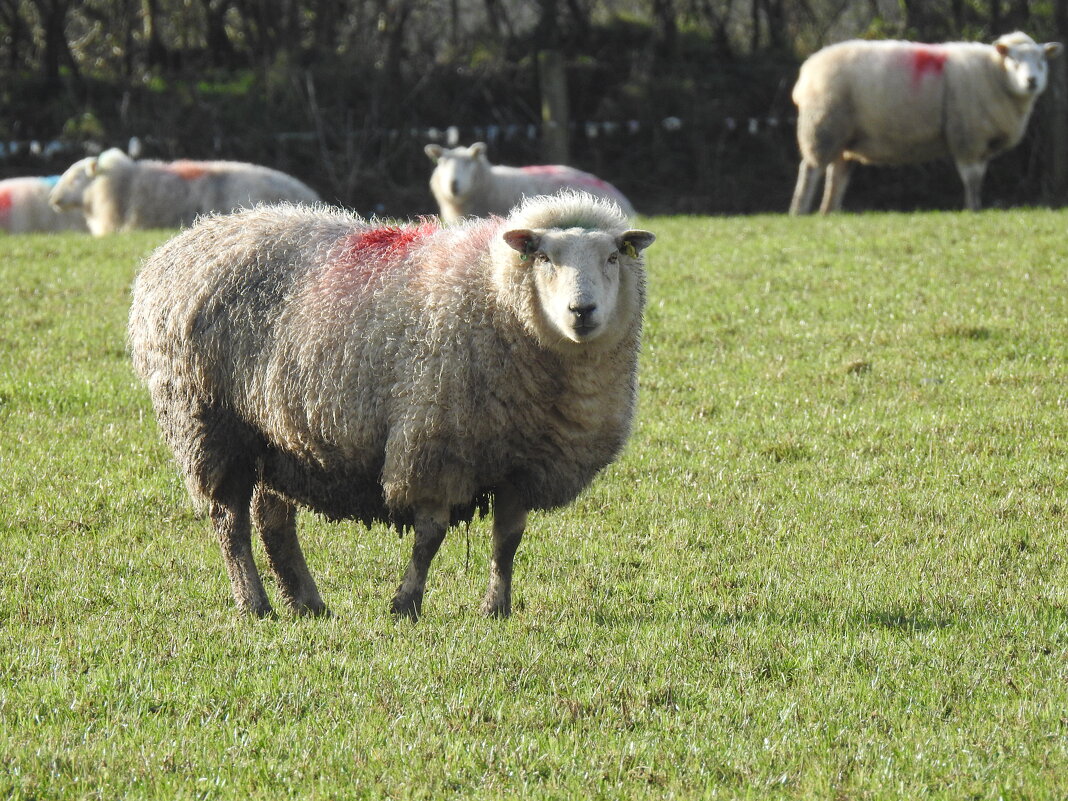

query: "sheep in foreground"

left=0, top=176, right=87, bottom=233
left=128, top=191, right=655, bottom=619
left=50, top=148, right=320, bottom=236
left=790, top=31, right=1062, bottom=213
left=425, top=142, right=636, bottom=222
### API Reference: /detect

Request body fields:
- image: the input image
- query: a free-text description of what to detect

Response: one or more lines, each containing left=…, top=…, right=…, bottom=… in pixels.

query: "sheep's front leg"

left=210, top=475, right=273, bottom=617
left=252, top=486, right=329, bottom=617
left=956, top=160, right=987, bottom=211
left=789, top=161, right=822, bottom=215
left=480, top=485, right=527, bottom=618
left=391, top=506, right=449, bottom=619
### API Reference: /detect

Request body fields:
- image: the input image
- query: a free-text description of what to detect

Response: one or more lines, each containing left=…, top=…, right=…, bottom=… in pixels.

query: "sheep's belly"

left=845, top=133, right=949, bottom=166
left=259, top=448, right=487, bottom=530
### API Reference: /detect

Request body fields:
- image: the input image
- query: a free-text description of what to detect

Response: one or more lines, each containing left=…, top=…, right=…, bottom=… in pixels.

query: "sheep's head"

left=502, top=225, right=654, bottom=345
left=48, top=148, right=132, bottom=211
left=995, top=32, right=1063, bottom=97
left=425, top=142, right=489, bottom=204
left=49, top=156, right=97, bottom=210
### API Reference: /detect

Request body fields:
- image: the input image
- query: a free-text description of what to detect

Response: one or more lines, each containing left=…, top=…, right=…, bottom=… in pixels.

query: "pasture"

left=1, top=210, right=1067, bottom=799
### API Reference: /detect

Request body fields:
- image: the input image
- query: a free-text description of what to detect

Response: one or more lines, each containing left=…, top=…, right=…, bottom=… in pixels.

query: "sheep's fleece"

left=128, top=192, right=655, bottom=619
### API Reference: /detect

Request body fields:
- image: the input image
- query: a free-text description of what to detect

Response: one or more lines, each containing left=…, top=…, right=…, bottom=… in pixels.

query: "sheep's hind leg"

left=391, top=506, right=449, bottom=619
left=252, top=486, right=329, bottom=617
left=789, top=161, right=823, bottom=214
left=480, top=485, right=527, bottom=618
left=819, top=157, right=853, bottom=213
left=210, top=473, right=273, bottom=618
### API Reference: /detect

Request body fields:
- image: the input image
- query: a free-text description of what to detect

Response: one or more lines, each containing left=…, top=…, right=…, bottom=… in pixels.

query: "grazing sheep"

left=129, top=191, right=655, bottom=619
left=790, top=31, right=1063, bottom=213
left=50, top=148, right=320, bottom=236
left=0, top=176, right=87, bottom=233
left=425, top=142, right=636, bottom=222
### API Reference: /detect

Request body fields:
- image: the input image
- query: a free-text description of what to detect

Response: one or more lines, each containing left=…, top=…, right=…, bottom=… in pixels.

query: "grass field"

left=1, top=210, right=1067, bottom=799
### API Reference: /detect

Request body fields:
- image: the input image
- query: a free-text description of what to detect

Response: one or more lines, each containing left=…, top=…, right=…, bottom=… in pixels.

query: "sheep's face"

left=427, top=143, right=487, bottom=203
left=996, top=37, right=1063, bottom=96
left=49, top=157, right=96, bottom=210
left=503, top=227, right=655, bottom=345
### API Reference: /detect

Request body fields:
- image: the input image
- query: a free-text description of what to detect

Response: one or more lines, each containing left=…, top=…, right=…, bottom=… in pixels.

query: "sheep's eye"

left=607, top=252, right=619, bottom=264
left=533, top=251, right=550, bottom=264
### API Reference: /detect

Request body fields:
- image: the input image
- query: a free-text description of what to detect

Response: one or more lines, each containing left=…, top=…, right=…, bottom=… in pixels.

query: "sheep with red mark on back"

left=425, top=142, right=637, bottom=222
left=790, top=31, right=1062, bottom=213
left=128, top=191, right=654, bottom=619
left=49, top=148, right=320, bottom=236
left=0, top=176, right=87, bottom=233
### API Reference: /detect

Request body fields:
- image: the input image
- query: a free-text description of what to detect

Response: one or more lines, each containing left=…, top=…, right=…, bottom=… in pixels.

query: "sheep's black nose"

left=450, top=180, right=460, bottom=196
left=1028, top=76, right=1038, bottom=89
left=570, top=303, right=597, bottom=326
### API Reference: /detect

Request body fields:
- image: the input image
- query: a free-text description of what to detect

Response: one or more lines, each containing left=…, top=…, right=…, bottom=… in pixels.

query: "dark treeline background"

left=2, top=0, right=1068, bottom=215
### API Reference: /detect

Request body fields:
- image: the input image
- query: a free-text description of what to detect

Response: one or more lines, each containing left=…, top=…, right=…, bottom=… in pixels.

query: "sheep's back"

left=489, top=165, right=634, bottom=216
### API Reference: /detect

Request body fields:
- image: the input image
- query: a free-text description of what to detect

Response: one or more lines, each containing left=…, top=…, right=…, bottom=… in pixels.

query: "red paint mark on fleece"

left=0, top=187, right=12, bottom=222
left=334, top=219, right=441, bottom=284
left=166, top=161, right=211, bottom=181
left=910, top=46, right=948, bottom=88
left=347, top=221, right=440, bottom=261
left=521, top=164, right=612, bottom=192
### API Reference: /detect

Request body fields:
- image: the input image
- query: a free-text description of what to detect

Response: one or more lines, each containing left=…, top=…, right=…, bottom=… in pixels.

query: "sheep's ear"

left=996, top=42, right=1011, bottom=56
left=85, top=157, right=101, bottom=178
left=618, top=230, right=655, bottom=257
left=470, top=142, right=488, bottom=158
left=1046, top=42, right=1063, bottom=58
left=425, top=144, right=444, bottom=162
left=503, top=228, right=540, bottom=256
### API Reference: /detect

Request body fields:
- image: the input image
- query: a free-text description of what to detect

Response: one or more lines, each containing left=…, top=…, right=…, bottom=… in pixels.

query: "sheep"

left=0, top=176, right=87, bottom=233
left=790, top=31, right=1063, bottom=213
left=50, top=148, right=320, bottom=236
left=425, top=142, right=636, bottom=222
left=128, top=191, right=655, bottom=619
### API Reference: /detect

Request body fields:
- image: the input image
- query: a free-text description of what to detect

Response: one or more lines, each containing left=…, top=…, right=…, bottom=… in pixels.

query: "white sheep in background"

left=49, top=148, right=320, bottom=236
left=128, top=191, right=655, bottom=619
left=790, top=31, right=1062, bottom=213
left=0, top=176, right=87, bottom=233
left=425, top=142, right=636, bottom=222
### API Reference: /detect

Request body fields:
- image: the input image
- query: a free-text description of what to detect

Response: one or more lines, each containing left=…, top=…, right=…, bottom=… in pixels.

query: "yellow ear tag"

left=624, top=242, right=638, bottom=258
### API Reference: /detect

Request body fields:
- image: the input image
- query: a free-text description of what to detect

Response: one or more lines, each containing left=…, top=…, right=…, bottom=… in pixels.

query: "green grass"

left=2, top=211, right=1068, bottom=799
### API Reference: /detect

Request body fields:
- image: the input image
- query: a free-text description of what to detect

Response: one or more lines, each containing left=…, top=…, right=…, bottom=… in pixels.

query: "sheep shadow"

left=861, top=607, right=955, bottom=633
left=591, top=604, right=958, bottom=633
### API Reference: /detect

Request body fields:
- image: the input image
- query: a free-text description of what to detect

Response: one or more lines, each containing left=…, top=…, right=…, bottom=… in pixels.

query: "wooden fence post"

left=538, top=49, right=570, bottom=165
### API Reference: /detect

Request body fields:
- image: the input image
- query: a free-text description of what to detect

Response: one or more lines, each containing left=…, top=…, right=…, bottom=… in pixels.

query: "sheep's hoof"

left=390, top=593, right=423, bottom=620
left=479, top=597, right=512, bottom=618
left=293, top=602, right=332, bottom=618
left=241, top=603, right=277, bottom=620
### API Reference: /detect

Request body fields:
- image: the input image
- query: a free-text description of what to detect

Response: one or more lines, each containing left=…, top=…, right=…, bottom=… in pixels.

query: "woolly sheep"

left=50, top=148, right=320, bottom=236
left=425, top=142, right=636, bottom=222
left=128, top=191, right=655, bottom=619
left=0, top=176, right=87, bottom=233
left=790, top=31, right=1063, bottom=213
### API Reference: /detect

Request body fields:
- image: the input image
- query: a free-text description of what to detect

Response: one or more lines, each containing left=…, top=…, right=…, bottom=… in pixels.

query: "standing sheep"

left=0, top=176, right=87, bottom=233
left=425, top=142, right=636, bottom=222
left=790, top=31, right=1062, bottom=213
left=129, top=191, right=654, bottom=619
left=50, top=148, right=320, bottom=236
